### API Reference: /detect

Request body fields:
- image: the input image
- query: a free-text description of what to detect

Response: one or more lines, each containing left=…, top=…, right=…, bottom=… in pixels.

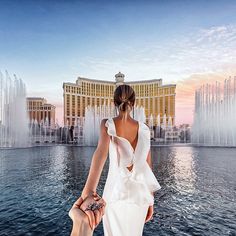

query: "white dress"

left=102, top=118, right=161, bottom=236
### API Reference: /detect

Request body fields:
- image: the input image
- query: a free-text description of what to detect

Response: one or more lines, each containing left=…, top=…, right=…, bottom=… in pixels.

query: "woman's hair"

left=113, top=84, right=135, bottom=112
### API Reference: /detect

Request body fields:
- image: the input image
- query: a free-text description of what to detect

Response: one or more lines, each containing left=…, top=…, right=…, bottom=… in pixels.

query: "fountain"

left=83, top=104, right=146, bottom=146
left=0, top=71, right=29, bottom=148
left=192, top=76, right=236, bottom=146
left=0, top=70, right=177, bottom=147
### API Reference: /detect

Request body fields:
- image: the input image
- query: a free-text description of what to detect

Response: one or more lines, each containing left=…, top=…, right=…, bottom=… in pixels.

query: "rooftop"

left=63, top=73, right=176, bottom=87
left=27, top=97, right=46, bottom=100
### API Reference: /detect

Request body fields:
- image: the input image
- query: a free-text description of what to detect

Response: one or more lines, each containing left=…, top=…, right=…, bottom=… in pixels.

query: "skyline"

left=1, top=0, right=236, bottom=125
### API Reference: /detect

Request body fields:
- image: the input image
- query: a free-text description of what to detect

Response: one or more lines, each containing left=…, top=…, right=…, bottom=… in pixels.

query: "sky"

left=1, top=0, right=236, bottom=125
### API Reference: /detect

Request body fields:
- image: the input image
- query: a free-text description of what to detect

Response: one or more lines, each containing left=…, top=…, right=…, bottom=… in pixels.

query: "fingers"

left=99, top=205, right=105, bottom=216
left=68, top=196, right=84, bottom=220
left=93, top=209, right=101, bottom=226
left=85, top=210, right=96, bottom=230
left=93, top=196, right=101, bottom=201
left=92, top=192, right=101, bottom=201
left=97, top=198, right=106, bottom=217
left=97, top=198, right=106, bottom=207
left=73, top=197, right=84, bottom=208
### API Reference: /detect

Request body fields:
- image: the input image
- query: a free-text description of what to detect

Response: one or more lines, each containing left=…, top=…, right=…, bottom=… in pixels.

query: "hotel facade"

left=63, top=72, right=176, bottom=126
left=27, top=97, right=56, bottom=126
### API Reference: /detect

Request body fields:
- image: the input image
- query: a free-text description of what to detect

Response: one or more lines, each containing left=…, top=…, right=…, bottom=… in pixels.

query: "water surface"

left=0, top=146, right=236, bottom=235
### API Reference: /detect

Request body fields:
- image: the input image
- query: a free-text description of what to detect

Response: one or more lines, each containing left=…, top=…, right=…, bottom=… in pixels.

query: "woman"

left=70, top=84, right=161, bottom=236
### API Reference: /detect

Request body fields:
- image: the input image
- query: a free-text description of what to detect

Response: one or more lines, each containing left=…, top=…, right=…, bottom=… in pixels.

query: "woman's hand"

left=79, top=192, right=106, bottom=230
left=145, top=205, right=154, bottom=223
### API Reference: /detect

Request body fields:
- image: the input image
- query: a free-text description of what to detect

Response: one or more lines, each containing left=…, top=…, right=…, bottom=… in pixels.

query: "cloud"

left=43, top=24, right=236, bottom=125
left=76, top=24, right=236, bottom=84
left=72, top=25, right=236, bottom=126
left=197, top=25, right=236, bottom=43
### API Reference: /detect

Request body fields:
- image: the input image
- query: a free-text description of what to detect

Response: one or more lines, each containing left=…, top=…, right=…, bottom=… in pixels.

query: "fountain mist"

left=0, top=71, right=29, bottom=148
left=192, top=76, right=236, bottom=146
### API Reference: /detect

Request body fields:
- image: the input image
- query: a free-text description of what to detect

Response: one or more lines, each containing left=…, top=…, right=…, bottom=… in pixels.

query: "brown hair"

left=113, top=84, right=135, bottom=112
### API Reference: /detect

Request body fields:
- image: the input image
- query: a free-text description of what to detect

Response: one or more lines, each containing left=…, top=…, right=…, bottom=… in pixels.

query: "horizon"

left=1, top=0, right=236, bottom=125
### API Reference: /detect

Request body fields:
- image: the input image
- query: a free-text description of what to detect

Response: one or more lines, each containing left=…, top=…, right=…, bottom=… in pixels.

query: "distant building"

left=63, top=72, right=176, bottom=126
left=179, top=124, right=191, bottom=142
left=26, top=97, right=56, bottom=126
left=165, top=126, right=181, bottom=142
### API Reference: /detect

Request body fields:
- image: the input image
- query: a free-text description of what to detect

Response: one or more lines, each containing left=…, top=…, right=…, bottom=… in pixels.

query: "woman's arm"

left=81, top=119, right=110, bottom=199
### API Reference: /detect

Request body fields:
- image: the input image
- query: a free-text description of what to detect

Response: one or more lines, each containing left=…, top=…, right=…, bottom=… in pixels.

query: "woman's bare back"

left=112, top=117, right=139, bottom=151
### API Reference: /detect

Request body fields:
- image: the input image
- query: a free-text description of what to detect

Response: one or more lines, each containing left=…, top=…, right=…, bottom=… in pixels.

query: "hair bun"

left=121, top=97, right=129, bottom=102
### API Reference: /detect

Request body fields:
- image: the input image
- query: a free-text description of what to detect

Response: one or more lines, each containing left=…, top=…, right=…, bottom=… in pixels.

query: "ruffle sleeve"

left=105, top=118, right=116, bottom=136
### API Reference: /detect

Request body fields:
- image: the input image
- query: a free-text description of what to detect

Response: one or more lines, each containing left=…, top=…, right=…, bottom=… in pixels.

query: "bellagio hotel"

left=63, top=72, right=176, bottom=126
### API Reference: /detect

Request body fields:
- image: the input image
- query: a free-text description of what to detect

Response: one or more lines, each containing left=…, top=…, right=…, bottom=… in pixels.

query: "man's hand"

left=69, top=197, right=88, bottom=223
left=68, top=197, right=92, bottom=236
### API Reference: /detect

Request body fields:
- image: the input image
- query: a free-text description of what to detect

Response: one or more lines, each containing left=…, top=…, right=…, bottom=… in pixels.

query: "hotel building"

left=63, top=72, right=176, bottom=126
left=27, top=97, right=56, bottom=126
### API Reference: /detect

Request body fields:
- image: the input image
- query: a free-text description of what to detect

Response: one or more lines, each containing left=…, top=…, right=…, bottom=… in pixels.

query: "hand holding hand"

left=68, top=193, right=106, bottom=235
left=79, top=192, right=106, bottom=230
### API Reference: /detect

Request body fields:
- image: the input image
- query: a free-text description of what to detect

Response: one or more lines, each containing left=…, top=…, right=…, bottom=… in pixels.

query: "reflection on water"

left=0, top=146, right=236, bottom=235
left=172, top=147, right=197, bottom=193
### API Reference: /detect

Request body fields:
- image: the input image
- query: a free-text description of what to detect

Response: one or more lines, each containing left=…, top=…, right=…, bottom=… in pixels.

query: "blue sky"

left=1, top=0, right=236, bottom=124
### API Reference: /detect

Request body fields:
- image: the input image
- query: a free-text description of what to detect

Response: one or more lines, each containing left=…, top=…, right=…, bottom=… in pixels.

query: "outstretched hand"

left=69, top=197, right=88, bottom=223
left=69, top=196, right=93, bottom=236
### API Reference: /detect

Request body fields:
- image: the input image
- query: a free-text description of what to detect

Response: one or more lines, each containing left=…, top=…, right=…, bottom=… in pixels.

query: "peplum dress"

left=102, top=117, right=161, bottom=236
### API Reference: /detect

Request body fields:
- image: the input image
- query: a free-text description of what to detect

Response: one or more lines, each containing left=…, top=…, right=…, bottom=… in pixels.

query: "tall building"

left=63, top=72, right=176, bottom=126
left=27, top=97, right=56, bottom=126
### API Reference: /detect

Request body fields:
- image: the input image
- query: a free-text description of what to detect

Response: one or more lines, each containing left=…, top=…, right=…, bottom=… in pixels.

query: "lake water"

left=0, top=146, right=236, bottom=236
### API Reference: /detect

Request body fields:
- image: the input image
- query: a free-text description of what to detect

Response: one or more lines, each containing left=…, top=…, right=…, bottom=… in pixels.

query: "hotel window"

left=82, top=97, right=85, bottom=116
left=150, top=99, right=153, bottom=114
left=170, top=96, right=174, bottom=114
left=77, top=96, right=81, bottom=116
left=160, top=97, right=163, bottom=115
left=165, top=97, right=169, bottom=115
left=145, top=99, right=148, bottom=113
left=72, top=95, right=75, bottom=116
